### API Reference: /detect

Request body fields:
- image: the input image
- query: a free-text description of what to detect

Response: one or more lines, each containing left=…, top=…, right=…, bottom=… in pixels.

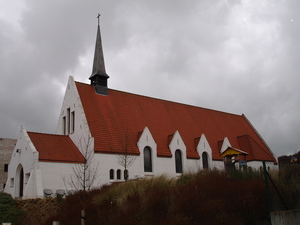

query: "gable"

left=237, top=135, right=275, bottom=162
left=27, top=132, right=85, bottom=163
left=75, top=81, right=276, bottom=163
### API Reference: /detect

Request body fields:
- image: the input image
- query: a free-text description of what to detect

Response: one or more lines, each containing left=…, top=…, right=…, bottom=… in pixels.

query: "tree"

left=63, top=135, right=99, bottom=225
left=116, top=132, right=136, bottom=180
left=64, top=136, right=99, bottom=191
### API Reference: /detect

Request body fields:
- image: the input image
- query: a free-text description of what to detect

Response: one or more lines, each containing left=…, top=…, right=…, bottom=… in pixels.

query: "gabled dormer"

left=89, top=15, right=109, bottom=95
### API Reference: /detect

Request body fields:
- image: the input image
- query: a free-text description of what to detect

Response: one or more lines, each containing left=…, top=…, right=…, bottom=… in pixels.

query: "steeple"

left=89, top=14, right=109, bottom=95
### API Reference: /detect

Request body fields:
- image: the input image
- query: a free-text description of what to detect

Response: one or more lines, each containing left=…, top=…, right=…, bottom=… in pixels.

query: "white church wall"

left=92, top=152, right=187, bottom=185
left=135, top=127, right=163, bottom=177
left=5, top=126, right=41, bottom=198
left=137, top=128, right=189, bottom=178
left=38, top=161, right=81, bottom=194
left=168, top=131, right=187, bottom=174
left=196, top=134, right=213, bottom=170
left=246, top=161, right=278, bottom=170
left=23, top=168, right=43, bottom=199
left=220, top=137, right=231, bottom=153
left=56, top=76, right=92, bottom=156
left=92, top=129, right=196, bottom=186
left=212, top=160, right=225, bottom=170
left=185, top=159, right=201, bottom=173
left=93, top=153, right=139, bottom=185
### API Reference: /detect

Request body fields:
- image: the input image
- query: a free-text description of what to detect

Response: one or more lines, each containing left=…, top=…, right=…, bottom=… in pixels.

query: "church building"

left=5, top=20, right=277, bottom=199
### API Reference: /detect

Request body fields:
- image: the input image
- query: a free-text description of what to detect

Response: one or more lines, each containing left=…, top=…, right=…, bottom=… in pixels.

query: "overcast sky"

left=0, top=0, right=299, bottom=157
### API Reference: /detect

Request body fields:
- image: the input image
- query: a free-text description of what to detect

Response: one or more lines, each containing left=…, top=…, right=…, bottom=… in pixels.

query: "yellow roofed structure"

left=220, top=147, right=249, bottom=157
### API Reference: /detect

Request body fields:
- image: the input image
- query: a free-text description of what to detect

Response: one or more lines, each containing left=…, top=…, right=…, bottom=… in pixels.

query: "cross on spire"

left=97, top=13, right=101, bottom=26
left=89, top=13, right=109, bottom=95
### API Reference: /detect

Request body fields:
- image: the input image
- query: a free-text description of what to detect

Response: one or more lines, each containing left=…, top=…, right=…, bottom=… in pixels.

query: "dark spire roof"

left=89, top=24, right=109, bottom=80
left=89, top=15, right=109, bottom=95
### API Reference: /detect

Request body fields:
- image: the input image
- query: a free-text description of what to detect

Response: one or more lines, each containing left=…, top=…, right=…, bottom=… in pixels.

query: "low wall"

left=270, top=209, right=300, bottom=225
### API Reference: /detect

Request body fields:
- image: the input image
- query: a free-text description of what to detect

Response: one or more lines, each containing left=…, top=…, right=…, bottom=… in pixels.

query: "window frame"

left=4, top=164, right=8, bottom=172
left=117, top=169, right=121, bottom=180
left=175, top=149, right=183, bottom=173
left=109, top=169, right=114, bottom=180
left=202, top=152, right=209, bottom=169
left=71, top=111, right=75, bottom=133
left=144, top=146, right=152, bottom=172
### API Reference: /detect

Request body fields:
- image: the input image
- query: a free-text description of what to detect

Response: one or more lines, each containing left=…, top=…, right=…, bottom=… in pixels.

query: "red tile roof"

left=27, top=132, right=85, bottom=163
left=76, top=82, right=277, bottom=163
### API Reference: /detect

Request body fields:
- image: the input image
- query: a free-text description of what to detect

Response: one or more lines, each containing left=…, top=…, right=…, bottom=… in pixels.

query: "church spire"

left=89, top=14, right=109, bottom=95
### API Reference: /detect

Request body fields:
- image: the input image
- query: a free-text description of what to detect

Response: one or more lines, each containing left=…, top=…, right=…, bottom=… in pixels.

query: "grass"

left=44, top=169, right=270, bottom=225
left=17, top=168, right=300, bottom=224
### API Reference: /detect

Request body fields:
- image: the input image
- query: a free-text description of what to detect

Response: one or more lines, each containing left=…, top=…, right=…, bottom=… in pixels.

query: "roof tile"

left=27, top=132, right=85, bottom=163
left=76, top=82, right=277, bottom=163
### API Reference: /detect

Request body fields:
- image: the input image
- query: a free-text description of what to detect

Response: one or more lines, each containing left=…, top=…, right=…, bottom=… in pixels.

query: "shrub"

left=0, top=192, right=25, bottom=224
left=47, top=170, right=270, bottom=225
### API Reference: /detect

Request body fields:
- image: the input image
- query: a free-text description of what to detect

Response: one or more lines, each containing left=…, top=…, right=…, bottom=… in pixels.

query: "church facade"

left=5, top=22, right=277, bottom=199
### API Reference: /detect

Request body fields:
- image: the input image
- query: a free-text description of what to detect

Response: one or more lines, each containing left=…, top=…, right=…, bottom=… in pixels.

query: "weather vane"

left=97, top=13, right=101, bottom=25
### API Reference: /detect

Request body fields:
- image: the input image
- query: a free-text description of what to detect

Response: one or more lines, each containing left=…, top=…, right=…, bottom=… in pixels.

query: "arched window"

left=15, top=164, right=24, bottom=198
left=144, top=147, right=152, bottom=172
left=202, top=152, right=209, bottom=169
left=109, top=169, right=114, bottom=180
left=124, top=169, right=129, bottom=180
left=117, top=169, right=121, bottom=180
left=175, top=150, right=183, bottom=173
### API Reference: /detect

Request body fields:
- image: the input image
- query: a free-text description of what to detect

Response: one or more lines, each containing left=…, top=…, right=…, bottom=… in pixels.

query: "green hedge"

left=0, top=192, right=25, bottom=225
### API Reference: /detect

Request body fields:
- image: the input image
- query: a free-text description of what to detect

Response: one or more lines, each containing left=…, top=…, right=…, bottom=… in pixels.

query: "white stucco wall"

left=38, top=161, right=84, bottom=193
left=5, top=126, right=42, bottom=199
left=95, top=128, right=219, bottom=185
left=56, top=76, right=92, bottom=156
left=4, top=126, right=89, bottom=199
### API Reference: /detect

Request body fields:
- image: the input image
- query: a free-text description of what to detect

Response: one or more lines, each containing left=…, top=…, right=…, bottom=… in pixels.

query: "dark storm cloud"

left=0, top=0, right=299, bottom=157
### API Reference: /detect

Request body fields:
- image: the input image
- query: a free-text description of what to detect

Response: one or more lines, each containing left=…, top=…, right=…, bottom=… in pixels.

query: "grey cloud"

left=0, top=0, right=299, bottom=157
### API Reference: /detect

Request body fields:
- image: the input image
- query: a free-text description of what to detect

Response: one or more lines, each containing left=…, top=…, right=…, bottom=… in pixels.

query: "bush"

left=0, top=192, right=25, bottom=224
left=269, top=164, right=300, bottom=210
left=47, top=171, right=270, bottom=225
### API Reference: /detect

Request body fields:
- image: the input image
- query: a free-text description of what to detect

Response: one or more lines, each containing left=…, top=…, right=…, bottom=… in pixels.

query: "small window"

left=62, top=116, right=66, bottom=135
left=144, top=147, right=152, bottom=172
left=71, top=111, right=75, bottom=133
left=117, top=169, right=121, bottom=180
left=4, top=164, right=8, bottom=172
left=202, top=152, right=209, bottom=169
left=109, top=169, right=114, bottom=180
left=67, top=108, right=71, bottom=134
left=175, top=150, right=183, bottom=173
left=3, top=183, right=6, bottom=189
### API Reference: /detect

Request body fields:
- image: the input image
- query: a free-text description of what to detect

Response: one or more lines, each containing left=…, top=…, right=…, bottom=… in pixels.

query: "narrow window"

left=71, top=111, right=75, bottom=133
left=67, top=108, right=70, bottom=134
left=4, top=164, right=8, bottom=172
left=62, top=116, right=66, bottom=135
left=109, top=169, right=114, bottom=180
left=19, top=167, right=24, bottom=197
left=144, top=147, right=152, bottom=172
left=202, top=152, right=209, bottom=169
left=175, top=150, right=183, bottom=173
left=117, top=169, right=121, bottom=180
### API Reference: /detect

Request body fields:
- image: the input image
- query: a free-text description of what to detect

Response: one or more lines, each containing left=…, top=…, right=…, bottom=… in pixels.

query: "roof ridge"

left=27, top=131, right=68, bottom=137
left=75, top=81, right=242, bottom=117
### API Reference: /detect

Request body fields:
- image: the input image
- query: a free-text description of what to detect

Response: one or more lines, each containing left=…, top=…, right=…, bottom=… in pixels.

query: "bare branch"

left=63, top=135, right=100, bottom=191
left=116, top=129, right=136, bottom=180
